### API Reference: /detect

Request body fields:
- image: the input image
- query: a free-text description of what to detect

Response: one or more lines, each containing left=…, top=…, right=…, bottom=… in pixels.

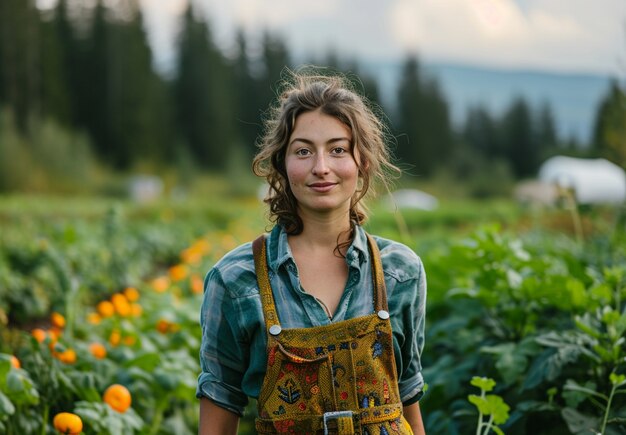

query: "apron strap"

left=252, top=234, right=280, bottom=335
left=366, top=233, right=388, bottom=312
left=252, top=232, right=389, bottom=336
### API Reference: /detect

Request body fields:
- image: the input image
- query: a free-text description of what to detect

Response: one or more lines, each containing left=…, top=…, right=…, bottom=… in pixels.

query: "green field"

left=1, top=193, right=625, bottom=434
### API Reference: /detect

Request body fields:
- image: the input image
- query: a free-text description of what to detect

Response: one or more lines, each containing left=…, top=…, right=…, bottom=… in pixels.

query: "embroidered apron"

left=252, top=234, right=414, bottom=435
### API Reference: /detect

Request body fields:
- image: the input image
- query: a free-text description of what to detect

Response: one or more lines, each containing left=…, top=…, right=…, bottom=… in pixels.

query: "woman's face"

left=285, top=109, right=359, bottom=219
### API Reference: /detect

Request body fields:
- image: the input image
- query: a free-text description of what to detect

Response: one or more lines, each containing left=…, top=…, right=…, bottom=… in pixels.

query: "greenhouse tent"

left=538, top=156, right=626, bottom=204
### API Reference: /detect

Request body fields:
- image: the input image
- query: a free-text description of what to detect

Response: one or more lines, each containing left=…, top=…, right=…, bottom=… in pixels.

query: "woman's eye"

left=332, top=147, right=347, bottom=155
left=295, top=148, right=311, bottom=156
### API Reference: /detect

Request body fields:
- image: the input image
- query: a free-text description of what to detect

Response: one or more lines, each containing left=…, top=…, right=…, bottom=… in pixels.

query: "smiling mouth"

left=308, top=182, right=337, bottom=192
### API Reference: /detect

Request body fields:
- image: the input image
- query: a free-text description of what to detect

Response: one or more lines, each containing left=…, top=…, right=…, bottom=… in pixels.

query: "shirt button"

left=377, top=310, right=390, bottom=320
left=269, top=325, right=282, bottom=336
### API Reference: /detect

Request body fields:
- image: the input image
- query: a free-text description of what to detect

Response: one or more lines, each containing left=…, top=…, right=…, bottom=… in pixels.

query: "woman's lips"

left=308, top=182, right=337, bottom=192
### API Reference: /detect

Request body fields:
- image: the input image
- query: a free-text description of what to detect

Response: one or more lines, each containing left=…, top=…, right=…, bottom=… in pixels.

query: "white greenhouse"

left=538, top=156, right=626, bottom=204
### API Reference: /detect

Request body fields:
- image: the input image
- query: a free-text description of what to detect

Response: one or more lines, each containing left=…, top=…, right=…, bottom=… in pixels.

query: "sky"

left=138, top=0, right=626, bottom=77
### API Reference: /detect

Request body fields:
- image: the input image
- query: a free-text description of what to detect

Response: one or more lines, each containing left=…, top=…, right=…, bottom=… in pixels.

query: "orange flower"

left=56, top=349, right=76, bottom=364
left=130, top=303, right=143, bottom=317
left=32, top=328, right=47, bottom=343
left=109, top=330, right=121, bottom=347
left=156, top=319, right=170, bottom=334
left=168, top=264, right=188, bottom=282
left=87, top=312, right=101, bottom=325
left=51, top=312, right=66, bottom=329
left=49, top=327, right=62, bottom=341
left=89, top=343, right=107, bottom=359
left=111, top=293, right=131, bottom=317
left=191, top=274, right=204, bottom=294
left=151, top=276, right=170, bottom=293
left=123, top=336, right=136, bottom=346
left=123, top=287, right=140, bottom=302
left=103, top=384, right=132, bottom=413
left=180, top=246, right=202, bottom=265
left=10, top=355, right=20, bottom=369
left=97, top=301, right=115, bottom=318
left=53, top=412, right=83, bottom=434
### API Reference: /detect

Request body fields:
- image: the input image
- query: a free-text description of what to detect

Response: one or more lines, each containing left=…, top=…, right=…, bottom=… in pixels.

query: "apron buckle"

left=322, top=410, right=356, bottom=435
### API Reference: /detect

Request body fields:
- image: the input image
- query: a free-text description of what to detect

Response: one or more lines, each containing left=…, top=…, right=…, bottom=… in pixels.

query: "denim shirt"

left=196, top=224, right=426, bottom=416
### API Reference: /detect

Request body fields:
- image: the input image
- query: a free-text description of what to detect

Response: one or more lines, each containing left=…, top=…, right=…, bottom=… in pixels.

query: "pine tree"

left=501, top=97, right=540, bottom=178
left=592, top=79, right=626, bottom=167
left=394, top=55, right=452, bottom=176
left=0, top=0, right=41, bottom=130
left=174, top=4, right=234, bottom=168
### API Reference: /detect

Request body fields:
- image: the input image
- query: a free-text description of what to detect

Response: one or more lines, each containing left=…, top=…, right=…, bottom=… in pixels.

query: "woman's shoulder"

left=208, top=240, right=257, bottom=298
left=371, top=234, right=424, bottom=282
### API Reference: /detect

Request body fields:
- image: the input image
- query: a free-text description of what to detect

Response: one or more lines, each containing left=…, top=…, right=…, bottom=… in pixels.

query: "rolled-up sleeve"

left=397, top=259, right=426, bottom=405
left=196, top=267, right=249, bottom=415
left=381, top=241, right=427, bottom=406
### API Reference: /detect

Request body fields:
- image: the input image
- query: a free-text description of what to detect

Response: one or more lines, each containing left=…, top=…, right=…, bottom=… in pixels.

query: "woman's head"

left=253, top=69, right=399, bottom=234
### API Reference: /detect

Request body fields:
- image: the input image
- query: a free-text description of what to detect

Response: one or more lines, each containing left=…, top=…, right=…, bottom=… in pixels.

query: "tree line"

left=0, top=0, right=623, bottom=193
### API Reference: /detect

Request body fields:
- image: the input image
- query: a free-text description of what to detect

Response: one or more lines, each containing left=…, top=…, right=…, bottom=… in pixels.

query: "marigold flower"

left=56, top=349, right=76, bottom=364
left=51, top=312, right=66, bottom=329
left=10, top=355, right=20, bottom=369
left=111, top=293, right=131, bottom=317
left=156, top=319, right=170, bottom=334
left=168, top=264, right=188, bottom=282
left=87, top=312, right=101, bottom=325
left=97, top=301, right=115, bottom=318
left=191, top=274, right=204, bottom=294
left=53, top=412, right=83, bottom=435
left=151, top=276, right=170, bottom=293
left=89, top=342, right=107, bottom=359
left=103, top=384, right=132, bottom=413
left=130, top=303, right=143, bottom=317
left=31, top=328, right=47, bottom=343
left=109, top=330, right=121, bottom=347
left=123, top=287, right=140, bottom=302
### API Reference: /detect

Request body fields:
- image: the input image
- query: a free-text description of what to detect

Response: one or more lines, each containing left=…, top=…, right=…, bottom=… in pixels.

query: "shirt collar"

left=266, top=224, right=369, bottom=273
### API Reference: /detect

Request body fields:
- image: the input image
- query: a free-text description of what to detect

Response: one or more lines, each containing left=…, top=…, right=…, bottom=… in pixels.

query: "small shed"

left=538, top=156, right=626, bottom=204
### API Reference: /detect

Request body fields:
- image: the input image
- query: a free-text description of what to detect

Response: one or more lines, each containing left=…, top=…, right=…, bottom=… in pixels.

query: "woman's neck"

left=290, top=210, right=353, bottom=253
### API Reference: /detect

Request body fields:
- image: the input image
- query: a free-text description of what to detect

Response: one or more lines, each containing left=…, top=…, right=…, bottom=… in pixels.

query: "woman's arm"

left=199, top=397, right=239, bottom=435
left=403, top=401, right=426, bottom=435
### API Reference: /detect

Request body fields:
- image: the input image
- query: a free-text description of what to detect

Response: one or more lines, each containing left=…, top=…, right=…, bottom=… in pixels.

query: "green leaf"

left=485, top=394, right=510, bottom=425
left=471, top=376, right=496, bottom=392
left=609, top=372, right=626, bottom=386
left=122, top=352, right=160, bottom=371
left=563, top=379, right=608, bottom=401
left=561, top=407, right=600, bottom=434
left=468, top=394, right=489, bottom=414
left=0, top=391, right=15, bottom=416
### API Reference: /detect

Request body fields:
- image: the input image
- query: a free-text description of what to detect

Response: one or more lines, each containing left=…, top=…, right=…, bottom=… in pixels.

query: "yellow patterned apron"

left=252, top=234, right=414, bottom=434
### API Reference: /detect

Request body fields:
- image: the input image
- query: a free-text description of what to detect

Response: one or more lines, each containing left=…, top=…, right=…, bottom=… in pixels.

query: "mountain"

left=361, top=60, right=613, bottom=145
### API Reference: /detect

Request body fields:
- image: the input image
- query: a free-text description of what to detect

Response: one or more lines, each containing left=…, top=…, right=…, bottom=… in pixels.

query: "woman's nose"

left=312, top=154, right=330, bottom=175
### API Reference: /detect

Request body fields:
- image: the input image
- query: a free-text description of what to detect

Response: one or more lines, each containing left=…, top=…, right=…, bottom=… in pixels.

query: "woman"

left=197, top=71, right=427, bottom=434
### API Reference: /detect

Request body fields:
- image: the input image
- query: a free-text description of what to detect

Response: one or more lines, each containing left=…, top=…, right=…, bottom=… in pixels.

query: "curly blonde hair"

left=252, top=69, right=399, bottom=235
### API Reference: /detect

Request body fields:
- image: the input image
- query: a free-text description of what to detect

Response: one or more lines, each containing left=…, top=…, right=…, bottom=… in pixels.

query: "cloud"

left=389, top=0, right=625, bottom=73
left=139, top=0, right=625, bottom=75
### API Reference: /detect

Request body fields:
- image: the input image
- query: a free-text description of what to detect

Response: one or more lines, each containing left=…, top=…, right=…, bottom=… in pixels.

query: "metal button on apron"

left=377, top=310, right=390, bottom=320
left=269, top=325, right=282, bottom=336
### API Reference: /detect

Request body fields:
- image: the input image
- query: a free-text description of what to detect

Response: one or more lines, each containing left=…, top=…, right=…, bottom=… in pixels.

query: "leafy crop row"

left=1, top=197, right=624, bottom=434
